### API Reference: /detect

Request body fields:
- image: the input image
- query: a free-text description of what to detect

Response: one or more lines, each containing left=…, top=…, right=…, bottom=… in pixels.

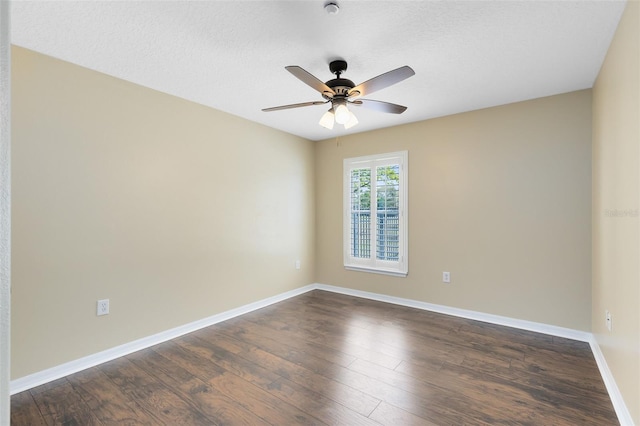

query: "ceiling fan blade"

left=262, top=100, right=328, bottom=112
left=348, top=66, right=415, bottom=98
left=285, top=66, right=336, bottom=97
left=351, top=99, right=408, bottom=114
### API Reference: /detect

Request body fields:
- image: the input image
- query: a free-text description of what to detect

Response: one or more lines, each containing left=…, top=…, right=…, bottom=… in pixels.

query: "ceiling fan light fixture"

left=319, top=109, right=335, bottom=129
left=344, top=110, right=359, bottom=129
left=334, top=102, right=350, bottom=124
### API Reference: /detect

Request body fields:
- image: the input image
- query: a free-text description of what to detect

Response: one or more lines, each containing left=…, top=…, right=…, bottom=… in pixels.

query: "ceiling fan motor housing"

left=325, top=78, right=355, bottom=98
left=323, top=59, right=355, bottom=99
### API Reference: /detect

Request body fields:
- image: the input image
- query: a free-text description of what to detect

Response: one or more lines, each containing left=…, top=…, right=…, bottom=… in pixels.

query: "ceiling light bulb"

left=334, top=103, right=350, bottom=124
left=344, top=110, right=359, bottom=129
left=319, top=109, right=335, bottom=129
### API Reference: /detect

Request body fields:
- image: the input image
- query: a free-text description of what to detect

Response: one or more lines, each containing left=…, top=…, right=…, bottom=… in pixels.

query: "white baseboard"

left=10, top=282, right=633, bottom=426
left=10, top=284, right=316, bottom=395
left=589, top=337, right=635, bottom=426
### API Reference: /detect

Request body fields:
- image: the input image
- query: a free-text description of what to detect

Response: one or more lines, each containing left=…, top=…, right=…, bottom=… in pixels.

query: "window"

left=343, top=151, right=407, bottom=277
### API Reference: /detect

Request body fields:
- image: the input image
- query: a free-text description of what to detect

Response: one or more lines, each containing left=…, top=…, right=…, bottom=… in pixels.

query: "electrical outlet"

left=97, top=299, right=110, bottom=316
left=295, top=260, right=301, bottom=270
left=443, top=271, right=451, bottom=283
left=605, top=310, right=612, bottom=331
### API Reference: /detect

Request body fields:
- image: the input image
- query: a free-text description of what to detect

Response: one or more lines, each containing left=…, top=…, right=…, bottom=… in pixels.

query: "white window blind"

left=343, top=151, right=408, bottom=277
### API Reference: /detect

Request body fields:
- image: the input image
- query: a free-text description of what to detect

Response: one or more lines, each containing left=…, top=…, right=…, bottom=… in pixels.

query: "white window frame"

left=343, top=151, right=408, bottom=277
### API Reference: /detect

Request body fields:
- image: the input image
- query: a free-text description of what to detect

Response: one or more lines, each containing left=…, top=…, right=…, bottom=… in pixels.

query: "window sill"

left=345, top=265, right=408, bottom=278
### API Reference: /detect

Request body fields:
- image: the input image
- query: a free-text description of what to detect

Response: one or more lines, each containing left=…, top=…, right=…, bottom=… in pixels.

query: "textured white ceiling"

left=11, top=1, right=626, bottom=141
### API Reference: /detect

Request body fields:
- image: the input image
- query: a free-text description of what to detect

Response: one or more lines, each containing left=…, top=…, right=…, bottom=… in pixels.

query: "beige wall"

left=11, top=47, right=315, bottom=378
left=316, top=90, right=593, bottom=331
left=592, top=1, right=640, bottom=423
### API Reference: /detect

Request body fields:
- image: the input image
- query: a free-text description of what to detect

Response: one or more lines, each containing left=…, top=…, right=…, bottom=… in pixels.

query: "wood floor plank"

left=267, top=377, right=382, bottom=426
left=395, top=355, right=616, bottom=425
left=175, top=331, right=381, bottom=425
left=303, top=291, right=468, bottom=333
left=128, top=346, right=273, bottom=425
left=10, top=290, right=619, bottom=425
left=237, top=311, right=404, bottom=369
left=253, top=303, right=456, bottom=363
left=99, top=356, right=213, bottom=425
left=66, top=367, right=159, bottom=425
left=216, top=319, right=354, bottom=379
left=27, top=377, right=69, bottom=395
left=138, top=341, right=326, bottom=425
left=236, top=343, right=381, bottom=416
left=463, top=348, right=614, bottom=413
left=30, top=379, right=103, bottom=425
left=257, top=295, right=509, bottom=367
left=325, top=356, right=498, bottom=425
left=208, top=370, right=327, bottom=425
left=182, top=328, right=380, bottom=416
left=304, top=292, right=527, bottom=359
left=458, top=320, right=555, bottom=347
left=10, top=391, right=48, bottom=426
left=178, top=333, right=281, bottom=388
left=369, top=401, right=439, bottom=426
left=212, top=316, right=359, bottom=368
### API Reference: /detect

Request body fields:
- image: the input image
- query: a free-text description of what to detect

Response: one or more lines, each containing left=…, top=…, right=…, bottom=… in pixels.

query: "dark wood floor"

left=11, top=290, right=618, bottom=425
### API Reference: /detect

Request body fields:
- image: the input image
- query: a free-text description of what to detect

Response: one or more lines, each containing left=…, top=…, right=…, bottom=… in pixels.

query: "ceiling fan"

left=262, top=60, right=415, bottom=130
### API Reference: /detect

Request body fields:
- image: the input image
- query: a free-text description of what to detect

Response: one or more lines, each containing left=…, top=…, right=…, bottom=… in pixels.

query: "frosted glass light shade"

left=319, top=110, right=335, bottom=129
left=334, top=103, right=350, bottom=124
left=344, top=110, right=359, bottom=129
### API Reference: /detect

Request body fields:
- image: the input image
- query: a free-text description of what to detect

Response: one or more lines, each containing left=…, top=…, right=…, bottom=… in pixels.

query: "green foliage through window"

left=350, top=165, right=400, bottom=261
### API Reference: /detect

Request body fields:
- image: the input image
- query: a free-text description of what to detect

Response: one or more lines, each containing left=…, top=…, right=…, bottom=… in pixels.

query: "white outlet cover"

left=97, top=299, right=109, bottom=316
left=443, top=272, right=451, bottom=283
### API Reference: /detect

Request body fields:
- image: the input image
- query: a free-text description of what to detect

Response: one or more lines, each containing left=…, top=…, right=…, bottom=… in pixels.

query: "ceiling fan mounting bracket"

left=329, top=60, right=348, bottom=77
